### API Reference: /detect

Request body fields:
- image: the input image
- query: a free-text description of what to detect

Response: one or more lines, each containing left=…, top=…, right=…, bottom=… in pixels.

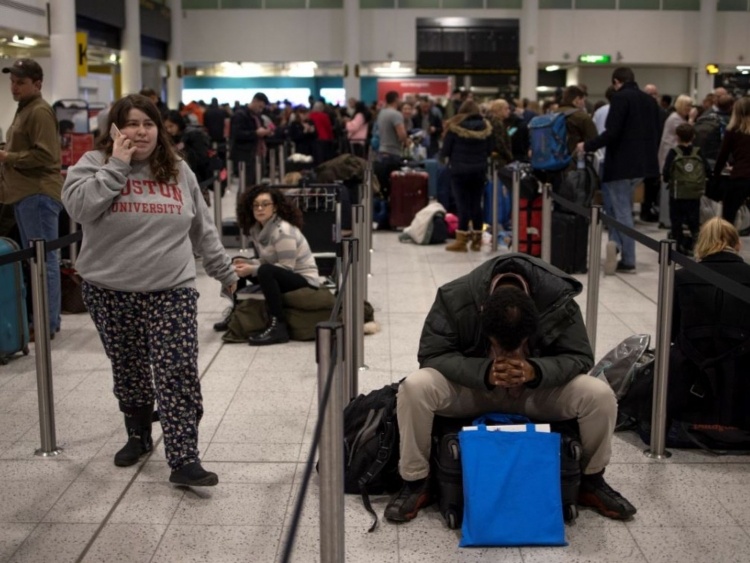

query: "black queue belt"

left=547, top=190, right=750, bottom=305
left=0, top=230, right=83, bottom=267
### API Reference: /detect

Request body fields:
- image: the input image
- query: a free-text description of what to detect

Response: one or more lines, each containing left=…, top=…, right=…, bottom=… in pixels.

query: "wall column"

left=520, top=0, right=539, bottom=101
left=696, top=0, right=718, bottom=100
left=167, top=0, right=183, bottom=109
left=121, top=0, right=142, bottom=95
left=48, top=0, right=78, bottom=101
left=343, top=0, right=361, bottom=101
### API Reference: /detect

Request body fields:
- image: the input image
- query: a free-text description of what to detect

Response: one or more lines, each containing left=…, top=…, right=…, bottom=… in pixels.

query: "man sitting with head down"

left=384, top=254, right=637, bottom=523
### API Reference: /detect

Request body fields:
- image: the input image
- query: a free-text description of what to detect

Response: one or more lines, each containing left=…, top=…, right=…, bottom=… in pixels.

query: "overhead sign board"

left=578, top=54, right=612, bottom=64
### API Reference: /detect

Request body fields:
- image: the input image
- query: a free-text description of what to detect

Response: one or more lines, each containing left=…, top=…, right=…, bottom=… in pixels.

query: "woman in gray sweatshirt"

left=62, top=94, right=238, bottom=487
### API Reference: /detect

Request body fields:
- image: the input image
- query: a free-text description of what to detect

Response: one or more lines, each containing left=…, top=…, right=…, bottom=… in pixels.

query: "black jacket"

left=584, top=82, right=661, bottom=182
left=440, top=114, right=494, bottom=176
left=414, top=107, right=443, bottom=158
left=418, top=254, right=594, bottom=390
left=671, top=251, right=750, bottom=428
left=505, top=113, right=531, bottom=162
left=204, top=106, right=227, bottom=143
left=230, top=106, right=262, bottom=163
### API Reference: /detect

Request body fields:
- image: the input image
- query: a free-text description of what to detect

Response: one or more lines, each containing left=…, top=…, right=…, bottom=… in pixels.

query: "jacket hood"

left=447, top=115, right=493, bottom=140
left=466, top=254, right=584, bottom=313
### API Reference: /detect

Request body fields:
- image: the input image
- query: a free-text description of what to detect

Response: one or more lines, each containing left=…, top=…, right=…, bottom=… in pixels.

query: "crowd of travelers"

left=1, top=57, right=748, bottom=527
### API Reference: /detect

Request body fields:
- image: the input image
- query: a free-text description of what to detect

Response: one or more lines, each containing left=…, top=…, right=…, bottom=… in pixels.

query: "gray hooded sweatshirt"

left=63, top=151, right=237, bottom=292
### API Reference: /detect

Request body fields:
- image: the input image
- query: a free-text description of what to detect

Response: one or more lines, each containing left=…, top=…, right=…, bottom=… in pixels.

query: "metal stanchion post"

left=255, top=154, right=262, bottom=184
left=341, top=237, right=360, bottom=402
left=226, top=138, right=233, bottom=189
left=541, top=182, right=552, bottom=263
left=645, top=239, right=676, bottom=460
left=316, top=322, right=346, bottom=563
left=491, top=162, right=499, bottom=252
left=213, top=170, right=223, bottom=231
left=69, top=220, right=78, bottom=264
left=511, top=166, right=520, bottom=253
left=352, top=205, right=368, bottom=371
left=269, top=147, right=277, bottom=183
left=29, top=239, right=62, bottom=457
left=364, top=164, right=374, bottom=277
left=585, top=205, right=603, bottom=356
left=239, top=162, right=248, bottom=252
left=279, top=145, right=286, bottom=179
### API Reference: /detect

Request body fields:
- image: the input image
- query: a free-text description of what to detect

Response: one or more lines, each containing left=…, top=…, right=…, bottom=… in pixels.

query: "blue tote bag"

left=458, top=424, right=566, bottom=547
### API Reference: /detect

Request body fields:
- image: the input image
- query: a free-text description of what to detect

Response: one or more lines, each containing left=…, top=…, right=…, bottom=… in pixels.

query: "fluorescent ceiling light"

left=545, top=65, right=560, bottom=72
left=10, top=35, right=37, bottom=48
left=372, top=65, right=413, bottom=75
left=287, top=61, right=318, bottom=77
left=390, top=61, right=401, bottom=69
left=737, top=65, right=750, bottom=71
left=536, top=86, right=556, bottom=92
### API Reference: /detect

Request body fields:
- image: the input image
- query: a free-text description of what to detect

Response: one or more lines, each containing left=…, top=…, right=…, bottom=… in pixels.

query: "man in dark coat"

left=384, top=254, right=637, bottom=524
left=230, top=92, right=270, bottom=186
left=579, top=68, right=661, bottom=275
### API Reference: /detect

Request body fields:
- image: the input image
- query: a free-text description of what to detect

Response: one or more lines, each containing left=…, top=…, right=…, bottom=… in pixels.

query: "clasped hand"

left=490, top=357, right=534, bottom=388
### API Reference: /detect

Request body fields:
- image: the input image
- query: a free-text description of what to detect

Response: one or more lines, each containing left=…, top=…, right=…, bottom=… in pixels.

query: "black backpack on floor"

left=343, top=382, right=402, bottom=531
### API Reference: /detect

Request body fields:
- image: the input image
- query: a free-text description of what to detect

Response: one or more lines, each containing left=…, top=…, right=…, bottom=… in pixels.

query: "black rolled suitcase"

left=430, top=416, right=583, bottom=528
left=429, top=416, right=474, bottom=529
left=551, top=211, right=588, bottom=274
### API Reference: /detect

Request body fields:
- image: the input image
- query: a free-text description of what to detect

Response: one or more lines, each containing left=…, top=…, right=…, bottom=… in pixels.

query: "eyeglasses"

left=252, top=202, right=274, bottom=210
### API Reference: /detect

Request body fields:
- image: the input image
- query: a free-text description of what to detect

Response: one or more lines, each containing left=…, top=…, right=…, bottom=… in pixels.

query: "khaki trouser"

left=397, top=368, right=617, bottom=481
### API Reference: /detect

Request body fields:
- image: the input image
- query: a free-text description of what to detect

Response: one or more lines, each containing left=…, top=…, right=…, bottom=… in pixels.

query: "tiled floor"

left=1, top=205, right=749, bottom=562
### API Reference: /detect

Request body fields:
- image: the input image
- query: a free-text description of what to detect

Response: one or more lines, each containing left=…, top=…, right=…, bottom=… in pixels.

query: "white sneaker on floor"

left=604, top=241, right=618, bottom=276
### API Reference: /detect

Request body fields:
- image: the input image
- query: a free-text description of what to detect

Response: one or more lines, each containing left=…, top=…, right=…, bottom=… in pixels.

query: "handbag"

left=458, top=423, right=566, bottom=547
left=60, top=268, right=87, bottom=314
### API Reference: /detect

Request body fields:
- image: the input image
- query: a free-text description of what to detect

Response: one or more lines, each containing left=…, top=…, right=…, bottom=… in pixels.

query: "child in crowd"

left=662, top=123, right=711, bottom=256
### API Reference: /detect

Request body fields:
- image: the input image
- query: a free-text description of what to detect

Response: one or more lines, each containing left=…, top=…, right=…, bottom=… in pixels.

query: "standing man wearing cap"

left=0, top=58, right=63, bottom=339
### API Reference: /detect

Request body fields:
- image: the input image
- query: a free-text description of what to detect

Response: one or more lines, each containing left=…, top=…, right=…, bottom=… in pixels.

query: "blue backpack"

left=528, top=109, right=579, bottom=171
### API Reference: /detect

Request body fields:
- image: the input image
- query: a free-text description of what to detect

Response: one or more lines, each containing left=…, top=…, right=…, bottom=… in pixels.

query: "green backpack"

left=670, top=147, right=706, bottom=199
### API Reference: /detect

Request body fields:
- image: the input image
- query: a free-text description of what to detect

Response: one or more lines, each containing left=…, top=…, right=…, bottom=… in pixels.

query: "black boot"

left=248, top=316, right=290, bottom=346
left=114, top=403, right=154, bottom=467
left=169, top=461, right=219, bottom=487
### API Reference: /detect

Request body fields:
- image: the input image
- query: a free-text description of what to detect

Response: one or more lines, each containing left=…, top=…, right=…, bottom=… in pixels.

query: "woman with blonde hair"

left=714, top=96, right=750, bottom=224
left=658, top=94, right=694, bottom=227
left=670, top=217, right=750, bottom=431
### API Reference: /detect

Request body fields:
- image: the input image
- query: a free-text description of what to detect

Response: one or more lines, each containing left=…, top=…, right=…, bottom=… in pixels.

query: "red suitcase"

left=390, top=171, right=429, bottom=228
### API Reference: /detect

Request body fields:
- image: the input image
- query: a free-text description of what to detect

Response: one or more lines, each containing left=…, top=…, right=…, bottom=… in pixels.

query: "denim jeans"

left=14, top=194, right=63, bottom=333
left=600, top=178, right=641, bottom=268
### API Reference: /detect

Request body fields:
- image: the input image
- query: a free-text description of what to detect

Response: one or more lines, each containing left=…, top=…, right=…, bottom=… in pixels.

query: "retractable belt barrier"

left=545, top=188, right=750, bottom=459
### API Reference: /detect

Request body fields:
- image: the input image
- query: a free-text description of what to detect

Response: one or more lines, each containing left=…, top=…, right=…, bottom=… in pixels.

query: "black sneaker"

left=169, top=462, right=219, bottom=487
left=616, top=261, right=636, bottom=274
left=578, top=476, right=636, bottom=520
left=384, top=479, right=431, bottom=523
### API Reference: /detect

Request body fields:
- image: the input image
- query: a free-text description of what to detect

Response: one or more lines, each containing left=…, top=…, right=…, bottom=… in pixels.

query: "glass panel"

left=360, top=0, right=395, bottom=7
left=310, top=0, right=343, bottom=7
left=487, top=0, right=522, bottom=7
left=221, top=0, right=263, bottom=7
left=619, top=0, right=659, bottom=8
left=400, top=0, right=440, bottom=6
left=540, top=0, right=572, bottom=8
left=442, top=0, right=483, bottom=8
left=662, top=0, right=699, bottom=8
left=266, top=0, right=305, bottom=7
left=576, top=0, right=615, bottom=8
left=717, top=0, right=747, bottom=10
left=183, top=0, right=219, bottom=7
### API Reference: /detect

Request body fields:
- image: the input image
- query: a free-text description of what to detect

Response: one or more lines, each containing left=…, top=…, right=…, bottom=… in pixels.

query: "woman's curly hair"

left=96, top=94, right=179, bottom=183
left=237, top=185, right=303, bottom=235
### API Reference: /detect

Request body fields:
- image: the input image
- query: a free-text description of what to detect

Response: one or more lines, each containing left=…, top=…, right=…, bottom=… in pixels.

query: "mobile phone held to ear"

left=109, top=123, right=121, bottom=141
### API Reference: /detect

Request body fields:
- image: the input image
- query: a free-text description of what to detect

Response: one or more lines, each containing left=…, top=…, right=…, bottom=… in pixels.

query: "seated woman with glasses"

left=235, top=185, right=320, bottom=345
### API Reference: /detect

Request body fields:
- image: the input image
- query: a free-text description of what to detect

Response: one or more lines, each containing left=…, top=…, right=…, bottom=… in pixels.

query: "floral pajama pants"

left=82, top=282, right=203, bottom=470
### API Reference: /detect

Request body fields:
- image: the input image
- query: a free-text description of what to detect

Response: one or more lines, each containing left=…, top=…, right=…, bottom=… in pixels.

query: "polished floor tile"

left=0, top=226, right=748, bottom=563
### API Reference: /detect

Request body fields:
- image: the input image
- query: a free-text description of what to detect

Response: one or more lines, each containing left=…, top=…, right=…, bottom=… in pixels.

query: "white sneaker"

left=604, top=241, right=618, bottom=276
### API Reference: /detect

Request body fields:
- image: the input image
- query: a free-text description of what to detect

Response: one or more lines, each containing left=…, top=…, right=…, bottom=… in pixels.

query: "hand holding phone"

left=110, top=123, right=136, bottom=164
